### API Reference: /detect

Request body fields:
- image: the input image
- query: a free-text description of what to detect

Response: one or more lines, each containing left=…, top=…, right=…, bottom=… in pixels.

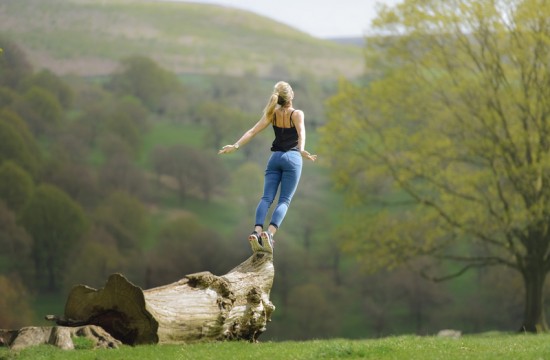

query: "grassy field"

left=0, top=0, right=363, bottom=78
left=1, top=334, right=550, bottom=359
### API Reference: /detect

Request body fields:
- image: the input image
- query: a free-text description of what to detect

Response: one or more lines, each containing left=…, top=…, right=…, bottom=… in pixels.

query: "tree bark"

left=0, top=325, right=121, bottom=350
left=144, top=251, right=275, bottom=343
left=1, top=252, right=275, bottom=350
left=520, top=267, right=549, bottom=332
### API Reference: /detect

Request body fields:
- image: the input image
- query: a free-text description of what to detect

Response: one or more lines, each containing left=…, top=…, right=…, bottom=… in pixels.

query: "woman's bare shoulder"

left=291, top=109, right=304, bottom=119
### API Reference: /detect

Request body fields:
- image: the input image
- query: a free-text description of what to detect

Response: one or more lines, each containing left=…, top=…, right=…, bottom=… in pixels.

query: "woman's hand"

left=218, top=144, right=239, bottom=155
left=300, top=150, right=317, bottom=162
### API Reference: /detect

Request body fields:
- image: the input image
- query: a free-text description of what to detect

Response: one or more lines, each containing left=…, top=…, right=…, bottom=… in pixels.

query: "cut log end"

left=62, top=272, right=159, bottom=345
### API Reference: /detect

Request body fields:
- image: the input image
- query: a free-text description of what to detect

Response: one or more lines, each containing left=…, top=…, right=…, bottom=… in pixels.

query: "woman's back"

left=273, top=108, right=296, bottom=128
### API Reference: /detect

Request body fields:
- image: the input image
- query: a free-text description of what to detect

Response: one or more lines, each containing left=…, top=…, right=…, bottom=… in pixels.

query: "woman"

left=218, top=81, right=317, bottom=254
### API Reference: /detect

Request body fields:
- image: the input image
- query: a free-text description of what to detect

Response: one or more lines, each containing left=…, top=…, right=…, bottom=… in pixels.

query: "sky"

left=177, top=0, right=403, bottom=38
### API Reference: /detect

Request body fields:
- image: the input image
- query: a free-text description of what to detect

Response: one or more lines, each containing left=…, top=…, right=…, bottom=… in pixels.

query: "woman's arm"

left=218, top=115, right=271, bottom=154
left=292, top=110, right=317, bottom=162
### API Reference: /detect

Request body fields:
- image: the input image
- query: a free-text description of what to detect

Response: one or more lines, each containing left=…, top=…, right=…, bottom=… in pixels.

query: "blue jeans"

left=255, top=150, right=303, bottom=229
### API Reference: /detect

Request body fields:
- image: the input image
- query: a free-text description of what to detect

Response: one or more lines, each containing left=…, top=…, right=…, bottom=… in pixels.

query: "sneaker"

left=260, top=231, right=274, bottom=253
left=248, top=231, right=263, bottom=252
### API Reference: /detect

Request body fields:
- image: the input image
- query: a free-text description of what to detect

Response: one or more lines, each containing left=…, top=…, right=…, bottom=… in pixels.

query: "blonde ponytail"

left=263, top=81, right=294, bottom=124
left=263, top=93, right=278, bottom=124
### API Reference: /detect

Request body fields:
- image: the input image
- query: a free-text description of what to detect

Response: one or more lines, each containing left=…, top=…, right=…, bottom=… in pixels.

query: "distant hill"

left=329, top=37, right=365, bottom=47
left=0, top=0, right=364, bottom=79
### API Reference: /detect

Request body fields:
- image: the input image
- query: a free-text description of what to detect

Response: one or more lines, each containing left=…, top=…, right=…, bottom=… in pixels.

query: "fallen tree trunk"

left=1, top=251, right=275, bottom=350
left=61, top=251, right=275, bottom=345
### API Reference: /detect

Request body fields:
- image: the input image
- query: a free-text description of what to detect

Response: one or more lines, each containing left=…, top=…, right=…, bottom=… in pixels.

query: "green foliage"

left=0, top=202, right=33, bottom=281
left=197, top=101, right=252, bottom=151
left=321, top=0, right=550, bottom=331
left=191, top=151, right=229, bottom=202
left=229, top=162, right=264, bottom=217
left=94, top=191, right=149, bottom=252
left=0, top=35, right=32, bottom=89
left=18, top=184, right=88, bottom=292
left=106, top=56, right=182, bottom=114
left=0, top=109, right=41, bottom=162
left=0, top=161, right=33, bottom=213
left=0, top=274, right=33, bottom=329
left=285, top=283, right=339, bottom=339
left=103, top=96, right=150, bottom=158
left=63, top=228, right=126, bottom=291
left=21, top=69, right=73, bottom=108
left=147, top=215, right=230, bottom=286
left=41, top=159, right=98, bottom=208
left=97, top=151, right=147, bottom=197
left=150, top=143, right=227, bottom=203
left=17, top=86, right=63, bottom=135
left=0, top=120, right=38, bottom=175
left=0, top=87, right=19, bottom=108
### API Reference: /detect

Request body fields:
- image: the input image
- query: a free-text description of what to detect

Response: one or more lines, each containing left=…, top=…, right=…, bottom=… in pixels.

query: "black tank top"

left=271, top=110, right=299, bottom=152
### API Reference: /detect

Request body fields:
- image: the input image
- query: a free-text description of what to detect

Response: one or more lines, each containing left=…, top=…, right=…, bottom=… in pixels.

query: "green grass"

left=139, top=122, right=207, bottom=167
left=2, top=334, right=550, bottom=359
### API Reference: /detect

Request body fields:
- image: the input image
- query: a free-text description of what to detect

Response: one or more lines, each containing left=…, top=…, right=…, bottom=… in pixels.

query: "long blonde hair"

left=263, top=81, right=294, bottom=124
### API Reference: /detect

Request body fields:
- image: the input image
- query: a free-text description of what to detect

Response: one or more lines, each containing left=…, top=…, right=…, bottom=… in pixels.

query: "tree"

left=0, top=109, right=41, bottom=163
left=18, top=184, right=88, bottom=292
left=0, top=275, right=34, bottom=329
left=0, top=36, right=32, bottom=89
left=63, top=227, right=127, bottom=291
left=42, top=159, right=98, bottom=209
left=94, top=191, right=149, bottom=253
left=197, top=101, right=253, bottom=151
left=229, top=162, right=264, bottom=217
left=106, top=56, right=182, bottom=114
left=0, top=87, right=19, bottom=108
left=150, top=144, right=223, bottom=203
left=147, top=215, right=229, bottom=287
left=321, top=0, right=550, bottom=332
left=16, top=86, right=63, bottom=136
left=21, top=69, right=73, bottom=109
left=284, top=283, right=338, bottom=340
left=103, top=96, right=150, bottom=158
left=70, top=85, right=112, bottom=148
left=98, top=149, right=147, bottom=198
left=0, top=202, right=33, bottom=284
left=0, top=120, right=38, bottom=175
left=207, top=72, right=265, bottom=113
left=389, top=261, right=450, bottom=334
left=290, top=73, right=328, bottom=129
left=192, top=151, right=229, bottom=202
left=0, top=161, right=33, bottom=213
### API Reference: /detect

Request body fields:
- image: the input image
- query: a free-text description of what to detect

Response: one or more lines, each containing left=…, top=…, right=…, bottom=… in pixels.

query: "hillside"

left=0, top=0, right=364, bottom=79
